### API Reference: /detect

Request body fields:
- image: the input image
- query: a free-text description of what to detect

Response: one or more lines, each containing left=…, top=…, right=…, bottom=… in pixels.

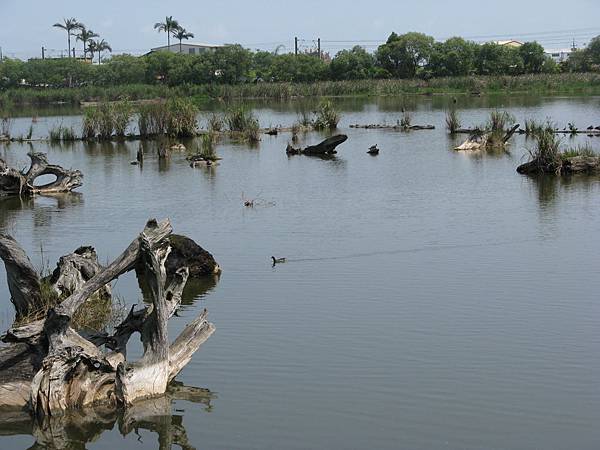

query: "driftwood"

left=286, top=134, right=348, bottom=156
left=0, top=381, right=212, bottom=448
left=455, top=124, right=520, bottom=151
left=517, top=155, right=600, bottom=175
left=0, top=219, right=216, bottom=417
left=350, top=124, right=435, bottom=131
left=0, top=152, right=82, bottom=196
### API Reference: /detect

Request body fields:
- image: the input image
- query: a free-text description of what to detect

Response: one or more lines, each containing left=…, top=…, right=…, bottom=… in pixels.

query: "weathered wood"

left=0, top=234, right=43, bottom=318
left=287, top=134, right=348, bottom=156
left=455, top=124, right=519, bottom=151
left=0, top=152, right=82, bottom=196
left=350, top=123, right=435, bottom=131
left=0, top=219, right=216, bottom=416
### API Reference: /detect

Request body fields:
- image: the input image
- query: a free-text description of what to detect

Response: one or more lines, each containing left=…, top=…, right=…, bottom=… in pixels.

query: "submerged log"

left=350, top=123, right=435, bottom=131
left=0, top=152, right=82, bottom=196
left=287, top=134, right=348, bottom=156
left=0, top=219, right=216, bottom=416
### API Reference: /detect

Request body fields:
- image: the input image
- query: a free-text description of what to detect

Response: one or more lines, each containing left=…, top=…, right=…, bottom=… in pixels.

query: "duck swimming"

left=367, top=145, right=379, bottom=155
left=271, top=256, right=286, bottom=264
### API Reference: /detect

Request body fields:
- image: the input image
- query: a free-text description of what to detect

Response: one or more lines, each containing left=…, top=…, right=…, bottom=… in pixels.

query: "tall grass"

left=137, top=98, right=198, bottom=137
left=82, top=100, right=133, bottom=139
left=49, top=124, right=77, bottom=141
left=207, top=113, right=224, bottom=132
left=313, top=100, right=340, bottom=130
left=486, top=110, right=515, bottom=146
left=400, top=110, right=412, bottom=129
left=527, top=130, right=562, bottom=170
left=445, top=109, right=461, bottom=134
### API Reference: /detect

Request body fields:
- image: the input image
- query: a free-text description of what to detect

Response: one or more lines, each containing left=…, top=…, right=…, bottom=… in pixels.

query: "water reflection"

left=0, top=193, right=83, bottom=232
left=0, top=382, right=213, bottom=450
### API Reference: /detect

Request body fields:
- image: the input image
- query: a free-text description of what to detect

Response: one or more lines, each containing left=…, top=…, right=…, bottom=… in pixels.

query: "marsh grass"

left=400, top=110, right=412, bottom=129
left=445, top=109, right=461, bottom=134
left=561, top=143, right=598, bottom=159
left=207, top=113, right=224, bottom=132
left=313, top=100, right=340, bottom=130
left=527, top=130, right=562, bottom=170
left=49, top=124, right=77, bottom=141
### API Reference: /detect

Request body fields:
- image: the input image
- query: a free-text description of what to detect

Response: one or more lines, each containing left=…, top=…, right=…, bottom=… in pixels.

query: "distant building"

left=148, top=42, right=225, bottom=55
left=495, top=40, right=524, bottom=48
left=544, top=48, right=573, bottom=63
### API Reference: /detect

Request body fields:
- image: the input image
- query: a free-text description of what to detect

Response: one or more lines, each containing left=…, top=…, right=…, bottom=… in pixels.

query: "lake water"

left=0, top=95, right=599, bottom=449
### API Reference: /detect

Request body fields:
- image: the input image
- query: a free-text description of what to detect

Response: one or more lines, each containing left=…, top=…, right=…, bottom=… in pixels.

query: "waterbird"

left=587, top=125, right=594, bottom=130
left=595, top=126, right=600, bottom=131
left=271, top=256, right=286, bottom=264
left=367, top=145, right=380, bottom=155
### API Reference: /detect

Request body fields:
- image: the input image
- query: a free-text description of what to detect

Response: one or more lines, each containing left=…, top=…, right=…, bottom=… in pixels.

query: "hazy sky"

left=1, top=0, right=599, bottom=59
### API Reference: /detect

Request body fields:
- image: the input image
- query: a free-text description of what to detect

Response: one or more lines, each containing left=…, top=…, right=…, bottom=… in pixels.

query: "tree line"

left=1, top=31, right=600, bottom=90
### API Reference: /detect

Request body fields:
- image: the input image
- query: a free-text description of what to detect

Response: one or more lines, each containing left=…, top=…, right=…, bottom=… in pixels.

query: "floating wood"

left=286, top=134, right=348, bottom=156
left=0, top=219, right=216, bottom=415
left=350, top=124, right=435, bottom=131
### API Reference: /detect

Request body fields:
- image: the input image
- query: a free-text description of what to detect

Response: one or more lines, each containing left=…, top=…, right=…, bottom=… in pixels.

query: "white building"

left=148, top=42, right=226, bottom=55
left=544, top=49, right=573, bottom=63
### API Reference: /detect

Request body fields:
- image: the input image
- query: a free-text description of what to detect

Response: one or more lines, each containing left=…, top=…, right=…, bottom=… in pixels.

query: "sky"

left=1, top=0, right=599, bottom=59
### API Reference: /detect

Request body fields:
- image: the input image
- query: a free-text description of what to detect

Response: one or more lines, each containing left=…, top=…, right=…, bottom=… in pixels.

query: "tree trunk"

left=0, top=152, right=82, bottom=196
left=286, top=134, right=348, bottom=156
left=0, top=219, right=216, bottom=416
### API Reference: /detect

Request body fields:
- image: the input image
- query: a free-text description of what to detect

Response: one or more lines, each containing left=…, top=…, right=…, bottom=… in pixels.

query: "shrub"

left=313, top=100, right=340, bottom=130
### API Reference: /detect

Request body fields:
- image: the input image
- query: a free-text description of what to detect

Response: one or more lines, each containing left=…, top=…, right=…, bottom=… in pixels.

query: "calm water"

left=0, top=95, right=599, bottom=449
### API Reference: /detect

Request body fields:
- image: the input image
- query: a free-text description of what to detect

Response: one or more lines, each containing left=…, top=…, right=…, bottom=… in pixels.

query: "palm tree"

left=77, top=26, right=99, bottom=60
left=173, top=26, right=194, bottom=53
left=87, top=40, right=98, bottom=63
left=89, top=39, right=112, bottom=64
left=153, top=16, right=179, bottom=48
left=53, top=18, right=83, bottom=58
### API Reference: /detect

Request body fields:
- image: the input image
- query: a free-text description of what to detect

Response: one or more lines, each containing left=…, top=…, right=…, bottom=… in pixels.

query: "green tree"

left=89, top=39, right=112, bottom=64
left=376, top=32, right=435, bottom=78
left=476, top=43, right=524, bottom=75
left=519, top=41, right=546, bottom=73
left=53, top=18, right=83, bottom=58
left=97, top=54, right=146, bottom=84
left=330, top=46, right=375, bottom=80
left=211, top=45, right=252, bottom=84
left=0, top=58, right=26, bottom=88
left=76, top=26, right=99, bottom=59
left=585, top=35, right=600, bottom=68
left=270, top=54, right=327, bottom=82
left=173, top=26, right=194, bottom=53
left=427, top=37, right=477, bottom=77
left=252, top=50, right=276, bottom=81
left=154, top=16, right=179, bottom=48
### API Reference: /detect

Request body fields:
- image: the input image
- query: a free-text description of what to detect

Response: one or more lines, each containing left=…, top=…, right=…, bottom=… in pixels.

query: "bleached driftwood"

left=455, top=124, right=519, bottom=151
left=0, top=219, right=215, bottom=417
left=0, top=152, right=82, bottom=196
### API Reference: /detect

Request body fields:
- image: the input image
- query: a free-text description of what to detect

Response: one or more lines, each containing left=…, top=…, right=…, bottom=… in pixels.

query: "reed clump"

left=313, top=100, right=340, bottom=130
left=445, top=109, right=461, bottom=134
left=138, top=98, right=198, bottom=138
left=82, top=100, right=133, bottom=140
left=49, top=124, right=77, bottom=141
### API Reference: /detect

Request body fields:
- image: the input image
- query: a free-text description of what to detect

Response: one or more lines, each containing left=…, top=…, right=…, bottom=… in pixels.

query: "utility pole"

left=317, top=38, right=321, bottom=60
left=0, top=46, right=3, bottom=62
left=72, top=47, right=76, bottom=58
left=41, top=46, right=45, bottom=60
left=295, top=37, right=298, bottom=56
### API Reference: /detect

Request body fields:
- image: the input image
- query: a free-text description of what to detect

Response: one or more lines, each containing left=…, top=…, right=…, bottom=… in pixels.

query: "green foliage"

left=330, top=46, right=376, bottom=80
left=376, top=32, right=435, bottom=78
left=165, top=97, right=198, bottom=137
left=207, top=113, right=224, bottom=132
left=49, top=123, right=77, bottom=141
left=529, top=130, right=562, bottom=167
left=225, top=106, right=258, bottom=132
left=270, top=54, right=328, bottom=82
left=81, top=100, right=132, bottom=139
left=519, top=42, right=547, bottom=74
left=313, top=100, right=340, bottom=130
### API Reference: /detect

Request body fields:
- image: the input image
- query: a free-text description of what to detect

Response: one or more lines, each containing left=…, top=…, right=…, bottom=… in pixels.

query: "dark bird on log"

left=271, top=256, right=286, bottom=264
left=587, top=126, right=594, bottom=130
left=595, top=126, right=600, bottom=131
left=367, top=145, right=380, bottom=155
